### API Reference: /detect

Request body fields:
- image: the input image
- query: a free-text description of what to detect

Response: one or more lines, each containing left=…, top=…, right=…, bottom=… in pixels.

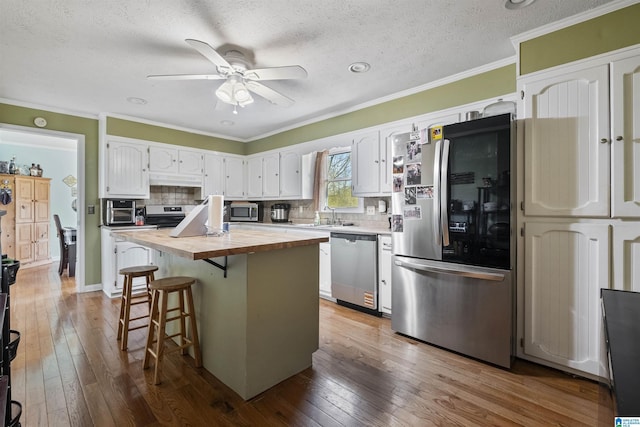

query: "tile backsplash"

left=145, top=185, right=200, bottom=205
left=140, top=185, right=391, bottom=230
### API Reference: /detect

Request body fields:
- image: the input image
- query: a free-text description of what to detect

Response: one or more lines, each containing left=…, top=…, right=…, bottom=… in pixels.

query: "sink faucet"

left=325, top=205, right=337, bottom=225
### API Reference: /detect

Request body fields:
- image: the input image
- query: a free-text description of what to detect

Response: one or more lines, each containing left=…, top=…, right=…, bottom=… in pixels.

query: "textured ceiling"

left=0, top=0, right=618, bottom=141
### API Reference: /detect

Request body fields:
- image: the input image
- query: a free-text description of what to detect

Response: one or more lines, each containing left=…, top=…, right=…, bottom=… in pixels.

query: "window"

left=326, top=149, right=361, bottom=211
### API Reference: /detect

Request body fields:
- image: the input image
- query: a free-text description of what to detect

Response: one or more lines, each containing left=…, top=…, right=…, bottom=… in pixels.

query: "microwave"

left=103, top=199, right=136, bottom=225
left=229, top=202, right=262, bottom=222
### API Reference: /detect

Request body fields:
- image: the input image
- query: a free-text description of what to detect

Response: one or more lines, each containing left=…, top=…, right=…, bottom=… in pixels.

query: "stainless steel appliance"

left=270, top=203, right=290, bottom=223
left=103, top=199, right=136, bottom=225
left=229, top=202, right=262, bottom=222
left=145, top=205, right=192, bottom=228
left=330, top=232, right=379, bottom=315
left=391, top=113, right=514, bottom=368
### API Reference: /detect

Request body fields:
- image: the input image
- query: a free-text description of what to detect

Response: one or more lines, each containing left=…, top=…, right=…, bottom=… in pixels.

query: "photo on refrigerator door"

left=416, top=185, right=434, bottom=199
left=405, top=187, right=417, bottom=205
left=393, top=174, right=403, bottom=192
left=406, top=140, right=422, bottom=162
left=393, top=156, right=404, bottom=174
left=406, top=163, right=421, bottom=186
left=391, top=214, right=403, bottom=232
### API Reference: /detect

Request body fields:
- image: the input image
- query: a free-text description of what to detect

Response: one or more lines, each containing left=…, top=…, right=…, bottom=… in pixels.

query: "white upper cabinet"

left=202, top=153, right=225, bottom=197
left=262, top=153, right=280, bottom=198
left=379, top=123, right=412, bottom=194
left=611, top=56, right=640, bottom=217
left=352, top=130, right=381, bottom=196
left=178, top=149, right=204, bottom=175
left=521, top=64, right=611, bottom=217
left=149, top=145, right=202, bottom=175
left=246, top=153, right=280, bottom=198
left=279, top=150, right=302, bottom=198
left=224, top=156, right=246, bottom=199
left=101, top=137, right=149, bottom=199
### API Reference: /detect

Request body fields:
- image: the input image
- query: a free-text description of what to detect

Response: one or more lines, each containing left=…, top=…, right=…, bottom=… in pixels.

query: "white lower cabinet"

left=101, top=227, right=156, bottom=298
left=319, top=242, right=332, bottom=299
left=378, top=235, right=392, bottom=315
left=523, top=221, right=609, bottom=377
left=612, top=223, right=640, bottom=292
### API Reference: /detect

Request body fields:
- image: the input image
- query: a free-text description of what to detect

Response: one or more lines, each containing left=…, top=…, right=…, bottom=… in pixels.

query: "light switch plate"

left=366, top=206, right=375, bottom=215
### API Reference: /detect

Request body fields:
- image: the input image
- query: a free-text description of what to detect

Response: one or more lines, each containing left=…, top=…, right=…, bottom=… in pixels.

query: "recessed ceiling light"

left=126, top=97, right=147, bottom=105
left=348, top=62, right=371, bottom=73
left=505, top=0, right=537, bottom=10
left=220, top=120, right=234, bottom=126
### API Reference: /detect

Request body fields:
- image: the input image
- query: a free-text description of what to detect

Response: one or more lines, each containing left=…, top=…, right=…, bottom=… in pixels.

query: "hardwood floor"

left=8, top=263, right=613, bottom=426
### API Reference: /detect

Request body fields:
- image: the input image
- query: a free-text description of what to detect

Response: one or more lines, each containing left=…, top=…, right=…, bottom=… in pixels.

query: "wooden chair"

left=143, top=276, right=202, bottom=384
left=53, top=214, right=68, bottom=276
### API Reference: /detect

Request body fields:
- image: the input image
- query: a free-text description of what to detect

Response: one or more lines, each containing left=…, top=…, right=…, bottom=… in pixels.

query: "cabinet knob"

left=616, top=136, right=623, bottom=141
left=600, top=138, right=609, bottom=144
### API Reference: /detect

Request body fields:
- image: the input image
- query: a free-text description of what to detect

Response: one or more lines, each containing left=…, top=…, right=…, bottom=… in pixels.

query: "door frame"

left=0, top=123, right=86, bottom=292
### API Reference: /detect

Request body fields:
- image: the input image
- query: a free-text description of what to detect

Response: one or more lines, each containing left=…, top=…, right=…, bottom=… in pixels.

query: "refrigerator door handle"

left=433, top=140, right=443, bottom=246
left=394, top=258, right=505, bottom=282
left=440, top=139, right=450, bottom=246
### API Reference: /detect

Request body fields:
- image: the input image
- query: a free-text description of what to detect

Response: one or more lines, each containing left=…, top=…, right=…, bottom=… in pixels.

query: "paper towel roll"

left=208, top=195, right=224, bottom=231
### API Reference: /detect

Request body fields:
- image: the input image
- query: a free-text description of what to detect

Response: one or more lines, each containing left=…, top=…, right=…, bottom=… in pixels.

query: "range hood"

left=149, top=172, right=202, bottom=187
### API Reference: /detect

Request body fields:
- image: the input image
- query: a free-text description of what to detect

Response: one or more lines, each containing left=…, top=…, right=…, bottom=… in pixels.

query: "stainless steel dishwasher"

left=330, top=232, right=380, bottom=316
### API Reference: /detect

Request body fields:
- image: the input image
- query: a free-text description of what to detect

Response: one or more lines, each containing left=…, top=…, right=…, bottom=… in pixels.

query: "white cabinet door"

left=319, top=242, right=332, bottom=299
left=262, top=153, right=280, bottom=197
left=280, top=151, right=302, bottom=198
left=202, top=153, right=224, bottom=197
left=178, top=149, right=203, bottom=175
left=352, top=130, right=381, bottom=195
left=522, top=64, right=610, bottom=217
left=115, top=240, right=154, bottom=290
left=246, top=156, right=263, bottom=198
left=379, top=124, right=410, bottom=194
left=611, top=56, right=640, bottom=217
left=104, top=139, right=149, bottom=198
left=225, top=156, right=245, bottom=199
left=378, top=235, right=392, bottom=315
left=149, top=145, right=178, bottom=173
left=523, top=221, right=609, bottom=377
left=612, top=223, right=640, bottom=292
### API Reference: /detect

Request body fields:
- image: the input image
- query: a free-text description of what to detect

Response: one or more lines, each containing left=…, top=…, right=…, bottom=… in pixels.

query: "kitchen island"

left=115, top=227, right=328, bottom=400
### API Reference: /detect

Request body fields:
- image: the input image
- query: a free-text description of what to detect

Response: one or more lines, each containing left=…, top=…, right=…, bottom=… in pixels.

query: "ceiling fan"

left=148, top=39, right=307, bottom=113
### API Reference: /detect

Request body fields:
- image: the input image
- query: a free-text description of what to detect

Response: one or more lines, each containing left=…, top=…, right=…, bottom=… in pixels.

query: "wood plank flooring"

left=8, top=263, right=613, bottom=426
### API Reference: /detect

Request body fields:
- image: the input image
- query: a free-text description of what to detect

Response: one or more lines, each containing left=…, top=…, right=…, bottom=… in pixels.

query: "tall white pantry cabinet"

left=517, top=49, right=640, bottom=379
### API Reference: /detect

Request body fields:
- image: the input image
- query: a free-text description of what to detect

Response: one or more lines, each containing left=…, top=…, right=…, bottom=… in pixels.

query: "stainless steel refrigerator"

left=390, top=113, right=515, bottom=368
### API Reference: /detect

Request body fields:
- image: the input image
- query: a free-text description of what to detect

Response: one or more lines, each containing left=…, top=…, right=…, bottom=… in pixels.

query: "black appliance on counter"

left=270, top=203, right=290, bottom=223
left=144, top=205, right=193, bottom=228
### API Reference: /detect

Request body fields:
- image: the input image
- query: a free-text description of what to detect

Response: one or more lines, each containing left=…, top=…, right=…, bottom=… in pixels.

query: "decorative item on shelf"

left=29, top=163, right=39, bottom=177
left=8, top=156, right=16, bottom=174
left=37, top=164, right=43, bottom=177
left=0, top=161, right=8, bottom=174
left=62, top=174, right=77, bottom=187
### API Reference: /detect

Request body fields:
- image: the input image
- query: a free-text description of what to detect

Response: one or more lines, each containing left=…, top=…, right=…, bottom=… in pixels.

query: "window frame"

left=323, top=147, right=363, bottom=214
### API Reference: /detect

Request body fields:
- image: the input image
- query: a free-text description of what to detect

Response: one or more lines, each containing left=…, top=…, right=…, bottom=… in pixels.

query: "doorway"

left=0, top=124, right=85, bottom=291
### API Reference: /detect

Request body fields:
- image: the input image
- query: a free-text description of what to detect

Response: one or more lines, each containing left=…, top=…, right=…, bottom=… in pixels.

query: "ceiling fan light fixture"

left=233, top=83, right=252, bottom=103
left=215, top=80, right=234, bottom=103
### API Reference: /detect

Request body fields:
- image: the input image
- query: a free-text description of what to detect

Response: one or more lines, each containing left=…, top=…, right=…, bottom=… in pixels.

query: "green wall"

left=247, top=65, right=516, bottom=154
left=106, top=117, right=244, bottom=155
left=520, top=2, right=640, bottom=75
left=0, top=103, right=101, bottom=286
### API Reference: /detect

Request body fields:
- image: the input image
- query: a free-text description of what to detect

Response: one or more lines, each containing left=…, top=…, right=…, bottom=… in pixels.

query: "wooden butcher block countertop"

left=114, top=228, right=329, bottom=260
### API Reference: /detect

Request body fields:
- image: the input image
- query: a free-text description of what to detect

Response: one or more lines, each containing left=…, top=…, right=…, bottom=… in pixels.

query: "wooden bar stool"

left=143, top=276, right=202, bottom=385
left=117, top=265, right=158, bottom=351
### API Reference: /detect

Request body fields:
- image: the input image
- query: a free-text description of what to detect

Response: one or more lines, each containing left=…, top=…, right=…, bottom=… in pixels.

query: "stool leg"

left=116, top=275, right=127, bottom=342
left=143, top=289, right=159, bottom=370
left=153, top=290, right=169, bottom=385
left=178, top=290, right=187, bottom=355
left=146, top=271, right=155, bottom=310
left=120, top=275, right=134, bottom=351
left=185, top=286, right=202, bottom=367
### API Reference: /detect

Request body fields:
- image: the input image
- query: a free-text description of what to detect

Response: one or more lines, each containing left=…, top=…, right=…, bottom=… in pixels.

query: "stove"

left=144, top=205, right=195, bottom=228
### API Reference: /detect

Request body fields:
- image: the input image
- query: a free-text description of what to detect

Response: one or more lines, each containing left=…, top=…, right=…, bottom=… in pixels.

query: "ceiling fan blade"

left=147, top=74, right=226, bottom=80
left=245, top=81, right=295, bottom=107
left=244, top=65, right=307, bottom=81
left=185, top=39, right=233, bottom=73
